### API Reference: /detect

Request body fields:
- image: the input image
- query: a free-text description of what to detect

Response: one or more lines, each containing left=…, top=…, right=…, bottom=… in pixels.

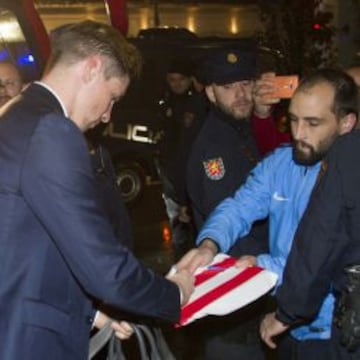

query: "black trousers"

left=278, top=325, right=360, bottom=360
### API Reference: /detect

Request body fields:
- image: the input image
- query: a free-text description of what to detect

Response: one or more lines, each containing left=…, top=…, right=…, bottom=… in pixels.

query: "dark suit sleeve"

left=275, top=134, right=357, bottom=325
left=21, top=114, right=180, bottom=322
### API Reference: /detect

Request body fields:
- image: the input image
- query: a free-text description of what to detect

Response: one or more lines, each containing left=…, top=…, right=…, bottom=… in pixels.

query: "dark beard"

left=293, top=140, right=326, bottom=166
left=293, top=132, right=339, bottom=166
left=217, top=101, right=252, bottom=121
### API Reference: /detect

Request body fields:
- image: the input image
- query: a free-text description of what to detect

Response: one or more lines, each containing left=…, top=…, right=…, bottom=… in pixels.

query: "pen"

left=206, top=265, right=226, bottom=271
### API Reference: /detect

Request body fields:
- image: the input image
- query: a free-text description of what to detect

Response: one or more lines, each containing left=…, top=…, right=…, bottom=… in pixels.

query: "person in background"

left=346, top=65, right=360, bottom=127
left=157, top=59, right=196, bottom=188
left=251, top=72, right=292, bottom=156
left=0, top=61, right=24, bottom=107
left=346, top=65, right=360, bottom=88
left=0, top=20, right=194, bottom=360
left=157, top=59, right=207, bottom=260
left=178, top=68, right=358, bottom=360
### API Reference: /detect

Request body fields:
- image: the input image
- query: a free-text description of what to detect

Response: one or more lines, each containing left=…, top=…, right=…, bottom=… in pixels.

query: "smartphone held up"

left=270, top=75, right=299, bottom=99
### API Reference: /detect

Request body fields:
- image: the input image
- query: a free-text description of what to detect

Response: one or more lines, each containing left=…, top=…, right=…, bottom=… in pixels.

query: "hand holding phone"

left=270, top=75, right=299, bottom=99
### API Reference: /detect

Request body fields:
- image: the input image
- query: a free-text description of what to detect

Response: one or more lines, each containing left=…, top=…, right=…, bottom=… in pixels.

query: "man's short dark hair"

left=296, top=68, right=358, bottom=121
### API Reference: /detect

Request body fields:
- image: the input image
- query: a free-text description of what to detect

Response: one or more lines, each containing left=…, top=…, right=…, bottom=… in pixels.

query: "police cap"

left=166, top=59, right=193, bottom=77
left=202, top=49, right=257, bottom=86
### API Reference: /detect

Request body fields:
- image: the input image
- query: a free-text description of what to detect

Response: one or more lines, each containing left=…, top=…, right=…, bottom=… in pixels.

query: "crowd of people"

left=1, top=18, right=360, bottom=360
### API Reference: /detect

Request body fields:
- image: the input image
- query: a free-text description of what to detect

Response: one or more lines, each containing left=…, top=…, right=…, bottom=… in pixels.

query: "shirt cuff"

left=92, top=310, right=100, bottom=328
left=178, top=285, right=184, bottom=305
left=275, top=307, right=297, bottom=326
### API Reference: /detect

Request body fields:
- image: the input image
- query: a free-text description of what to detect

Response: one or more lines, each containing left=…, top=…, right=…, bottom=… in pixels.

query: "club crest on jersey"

left=203, top=157, right=225, bottom=180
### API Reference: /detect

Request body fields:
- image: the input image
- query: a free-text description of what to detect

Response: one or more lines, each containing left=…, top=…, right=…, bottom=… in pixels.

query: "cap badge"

left=227, top=53, right=238, bottom=64
left=203, top=157, right=225, bottom=180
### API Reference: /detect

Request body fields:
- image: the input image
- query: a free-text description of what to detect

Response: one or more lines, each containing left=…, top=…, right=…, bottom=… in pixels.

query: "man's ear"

left=340, top=113, right=357, bottom=134
left=83, top=55, right=102, bottom=83
left=205, top=85, right=216, bottom=104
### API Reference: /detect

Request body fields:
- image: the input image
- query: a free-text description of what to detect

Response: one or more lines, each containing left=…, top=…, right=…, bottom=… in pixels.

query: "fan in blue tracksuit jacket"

left=197, top=145, right=332, bottom=340
left=177, top=68, right=359, bottom=358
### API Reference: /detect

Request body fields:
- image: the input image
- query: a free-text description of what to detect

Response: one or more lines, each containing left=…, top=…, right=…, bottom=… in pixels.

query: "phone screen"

left=271, top=75, right=299, bottom=98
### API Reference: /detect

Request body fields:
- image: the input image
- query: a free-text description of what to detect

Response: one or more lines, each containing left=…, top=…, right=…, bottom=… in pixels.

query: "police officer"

left=157, top=59, right=207, bottom=259
left=186, top=51, right=259, bottom=229
left=186, top=49, right=289, bottom=232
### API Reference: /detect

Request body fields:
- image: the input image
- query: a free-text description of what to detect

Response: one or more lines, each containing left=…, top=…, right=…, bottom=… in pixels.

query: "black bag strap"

left=135, top=325, right=162, bottom=360
left=132, top=325, right=150, bottom=360
left=107, top=333, right=126, bottom=360
left=153, top=327, right=176, bottom=360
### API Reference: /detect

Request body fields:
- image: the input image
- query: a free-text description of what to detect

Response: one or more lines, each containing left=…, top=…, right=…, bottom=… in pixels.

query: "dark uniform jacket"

left=276, top=130, right=360, bottom=327
left=157, top=89, right=193, bottom=190
left=186, top=106, right=269, bottom=256
left=158, top=88, right=207, bottom=203
left=0, top=84, right=179, bottom=360
left=186, top=106, right=259, bottom=229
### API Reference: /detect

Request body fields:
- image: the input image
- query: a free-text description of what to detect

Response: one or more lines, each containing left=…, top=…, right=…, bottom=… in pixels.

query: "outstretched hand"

left=176, top=239, right=218, bottom=274
left=235, top=255, right=257, bottom=271
left=166, top=269, right=195, bottom=305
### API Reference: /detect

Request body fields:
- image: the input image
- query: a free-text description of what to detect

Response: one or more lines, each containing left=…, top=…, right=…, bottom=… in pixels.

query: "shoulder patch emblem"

left=203, top=157, right=225, bottom=180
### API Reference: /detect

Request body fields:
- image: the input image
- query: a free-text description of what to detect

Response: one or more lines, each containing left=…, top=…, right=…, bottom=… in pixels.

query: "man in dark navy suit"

left=0, top=59, right=138, bottom=342
left=0, top=20, right=194, bottom=360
